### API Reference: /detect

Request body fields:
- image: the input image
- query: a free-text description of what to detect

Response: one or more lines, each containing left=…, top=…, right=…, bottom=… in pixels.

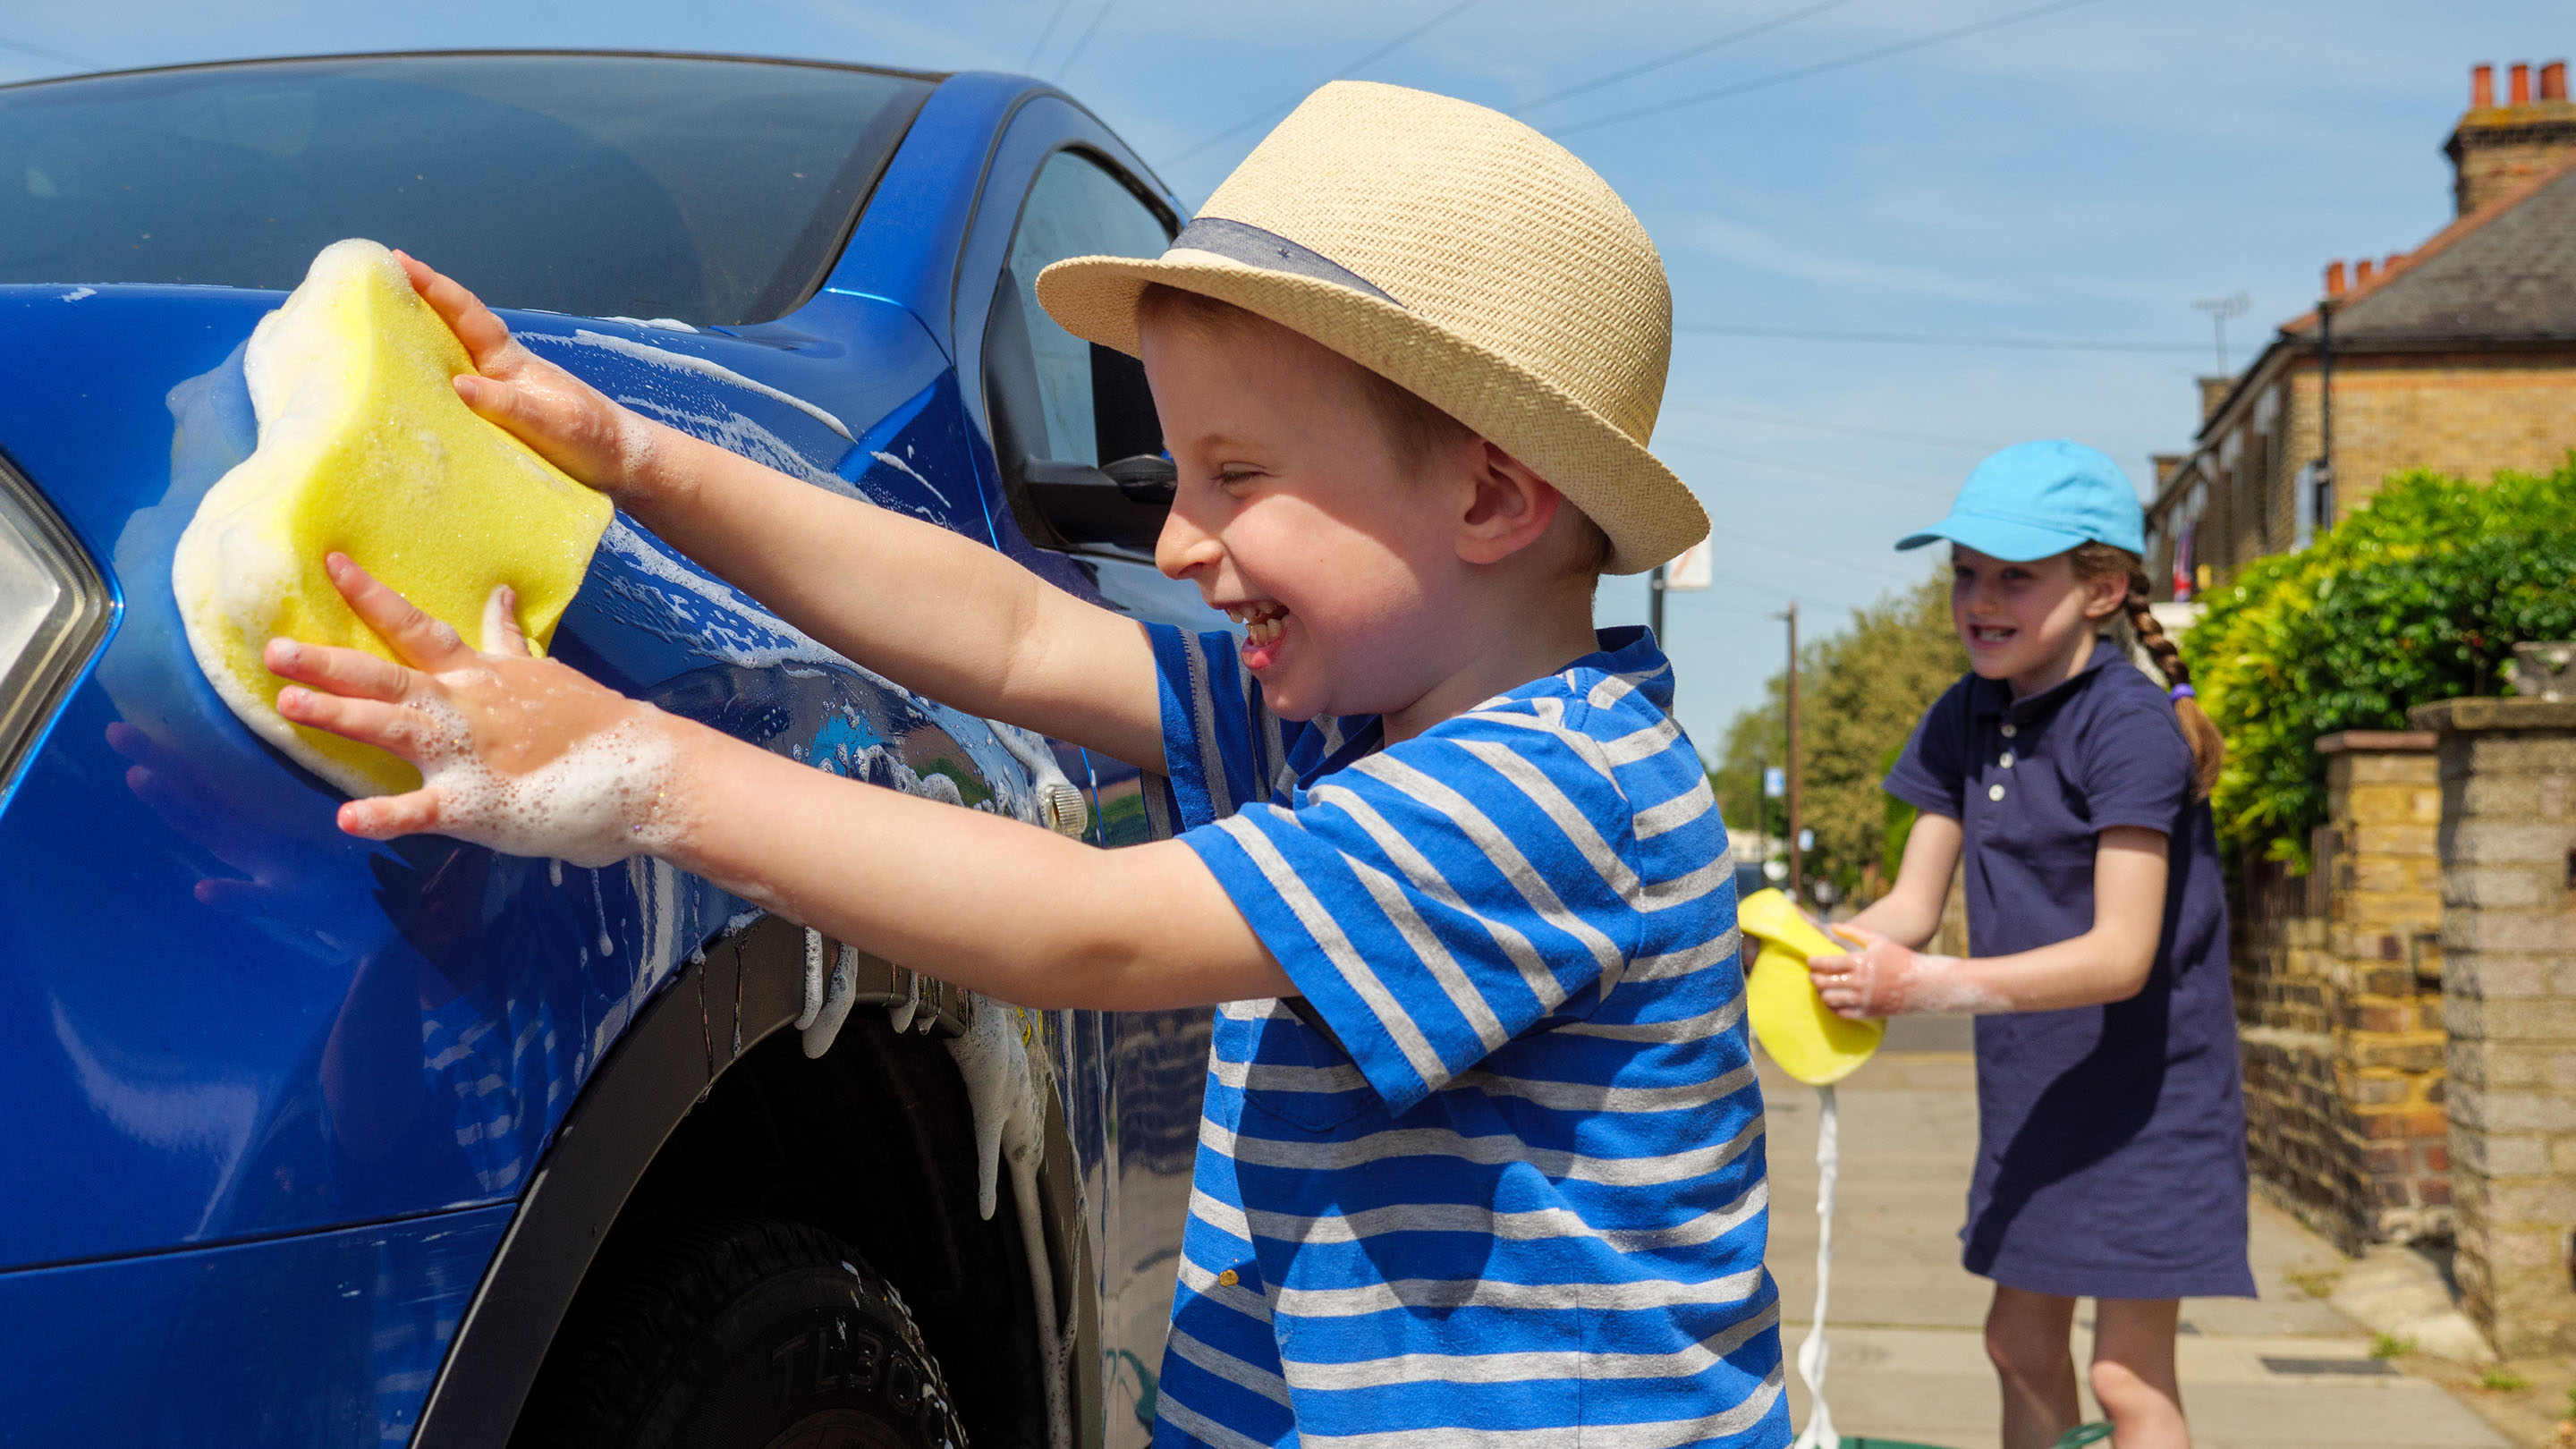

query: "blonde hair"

left=2071, top=541, right=2225, bottom=798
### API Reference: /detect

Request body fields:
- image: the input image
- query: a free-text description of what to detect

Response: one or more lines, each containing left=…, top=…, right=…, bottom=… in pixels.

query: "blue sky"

left=4, top=1, right=2567, bottom=746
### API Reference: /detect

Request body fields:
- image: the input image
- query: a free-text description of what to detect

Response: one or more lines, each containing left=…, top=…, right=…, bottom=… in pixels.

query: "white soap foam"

left=604, top=316, right=699, bottom=334
left=945, top=998, right=1071, bottom=1449
left=886, top=971, right=921, bottom=1035
left=616, top=394, right=854, bottom=496
left=800, top=942, right=861, bottom=1059
left=1897, top=959, right=2009, bottom=1015
left=399, top=701, right=682, bottom=869
left=796, top=927, right=826, bottom=1031
left=524, top=328, right=852, bottom=440
left=597, top=518, right=849, bottom=669
left=869, top=449, right=950, bottom=508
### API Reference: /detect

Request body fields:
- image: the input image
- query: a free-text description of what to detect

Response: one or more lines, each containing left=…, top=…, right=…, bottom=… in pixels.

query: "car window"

left=0, top=55, right=932, bottom=325
left=1001, top=149, right=1173, bottom=467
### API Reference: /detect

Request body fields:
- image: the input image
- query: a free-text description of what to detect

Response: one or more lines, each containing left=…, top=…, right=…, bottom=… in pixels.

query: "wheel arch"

left=412, top=915, right=1097, bottom=1449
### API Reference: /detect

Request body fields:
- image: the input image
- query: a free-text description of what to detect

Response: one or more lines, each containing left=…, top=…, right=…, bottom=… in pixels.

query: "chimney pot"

left=2326, top=260, right=2347, bottom=297
left=2512, top=62, right=2532, bottom=106
left=2386, top=251, right=2405, bottom=274
left=2544, top=61, right=2569, bottom=102
left=2356, top=258, right=2377, bottom=286
left=2473, top=63, right=2495, bottom=108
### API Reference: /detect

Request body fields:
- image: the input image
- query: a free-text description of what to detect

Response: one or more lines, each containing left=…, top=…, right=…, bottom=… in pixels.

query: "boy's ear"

left=1455, top=441, right=1562, bottom=565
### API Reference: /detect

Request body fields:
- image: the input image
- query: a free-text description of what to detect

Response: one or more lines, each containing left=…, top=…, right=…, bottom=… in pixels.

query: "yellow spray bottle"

left=1738, top=887, right=1885, bottom=1085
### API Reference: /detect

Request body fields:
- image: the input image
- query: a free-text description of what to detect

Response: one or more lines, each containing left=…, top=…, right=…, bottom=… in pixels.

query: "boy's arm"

left=268, top=558, right=1289, bottom=1010
left=399, top=254, right=1167, bottom=771
left=659, top=722, right=1290, bottom=1009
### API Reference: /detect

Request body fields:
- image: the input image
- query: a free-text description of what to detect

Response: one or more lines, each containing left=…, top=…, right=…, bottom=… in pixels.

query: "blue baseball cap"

left=1896, top=439, right=2145, bottom=560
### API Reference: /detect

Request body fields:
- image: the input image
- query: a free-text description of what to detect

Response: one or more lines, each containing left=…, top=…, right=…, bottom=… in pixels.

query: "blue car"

left=0, top=50, right=1216, bottom=1448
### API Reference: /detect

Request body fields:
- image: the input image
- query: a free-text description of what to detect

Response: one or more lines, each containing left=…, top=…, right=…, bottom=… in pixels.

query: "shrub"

left=2182, top=462, right=2576, bottom=869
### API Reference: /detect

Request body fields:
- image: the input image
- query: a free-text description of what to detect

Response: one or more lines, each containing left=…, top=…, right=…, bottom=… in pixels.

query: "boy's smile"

left=1219, top=599, right=1291, bottom=670
left=1138, top=304, right=1599, bottom=738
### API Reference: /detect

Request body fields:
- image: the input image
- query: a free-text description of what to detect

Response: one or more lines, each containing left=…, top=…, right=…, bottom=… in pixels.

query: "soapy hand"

left=394, top=251, right=655, bottom=500
left=266, top=553, right=683, bottom=866
left=1807, top=926, right=1996, bottom=1019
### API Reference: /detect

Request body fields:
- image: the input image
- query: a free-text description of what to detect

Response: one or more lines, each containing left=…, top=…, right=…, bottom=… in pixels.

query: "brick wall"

left=2233, top=733, right=2448, bottom=1252
left=2159, top=351, right=2576, bottom=596
left=2411, top=697, right=2576, bottom=1356
left=2329, top=354, right=2576, bottom=515
left=2447, top=102, right=2576, bottom=216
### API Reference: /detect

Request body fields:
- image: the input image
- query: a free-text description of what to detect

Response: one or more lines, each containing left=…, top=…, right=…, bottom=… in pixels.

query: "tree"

left=2182, top=460, right=2576, bottom=870
left=1709, top=572, right=1966, bottom=899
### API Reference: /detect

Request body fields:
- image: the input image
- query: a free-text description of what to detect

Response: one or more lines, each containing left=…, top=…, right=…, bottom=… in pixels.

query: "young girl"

left=1807, top=439, right=2246, bottom=1449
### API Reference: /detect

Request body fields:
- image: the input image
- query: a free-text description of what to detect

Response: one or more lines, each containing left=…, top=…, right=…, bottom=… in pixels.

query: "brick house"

left=2145, top=60, right=2576, bottom=600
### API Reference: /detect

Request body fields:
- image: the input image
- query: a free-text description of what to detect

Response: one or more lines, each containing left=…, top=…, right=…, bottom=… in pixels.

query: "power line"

left=1661, top=437, right=1953, bottom=502
left=1509, top=0, right=1860, bottom=115
left=1552, top=0, right=2111, bottom=138
left=1676, top=320, right=2202, bottom=354
left=0, top=36, right=104, bottom=70
left=1661, top=400, right=1994, bottom=453
left=1023, top=0, right=1075, bottom=72
left=1699, top=520, right=1929, bottom=582
left=1161, top=0, right=1488, bottom=168
left=1053, top=0, right=1118, bottom=81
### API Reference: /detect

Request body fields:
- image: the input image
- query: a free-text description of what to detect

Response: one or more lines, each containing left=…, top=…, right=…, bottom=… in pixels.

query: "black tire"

left=511, top=1218, right=967, bottom=1449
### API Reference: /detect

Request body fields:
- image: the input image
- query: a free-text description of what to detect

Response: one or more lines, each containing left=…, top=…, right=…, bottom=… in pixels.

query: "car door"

left=951, top=108, right=1217, bottom=1448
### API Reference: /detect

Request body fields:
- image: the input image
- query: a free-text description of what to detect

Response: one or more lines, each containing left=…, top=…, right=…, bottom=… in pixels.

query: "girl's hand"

left=265, top=553, right=685, bottom=866
left=1808, top=926, right=1996, bottom=1019
left=394, top=250, right=661, bottom=502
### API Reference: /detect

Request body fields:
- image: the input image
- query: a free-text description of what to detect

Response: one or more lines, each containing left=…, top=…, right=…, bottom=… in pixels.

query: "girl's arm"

left=1832, top=811, right=1962, bottom=950
left=397, top=254, right=1166, bottom=772
left=269, top=558, right=1289, bottom=1011
left=1809, top=826, right=2168, bottom=1017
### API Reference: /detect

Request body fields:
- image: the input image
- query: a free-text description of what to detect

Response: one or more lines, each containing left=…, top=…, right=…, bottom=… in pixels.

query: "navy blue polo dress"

left=1883, top=639, right=2253, bottom=1301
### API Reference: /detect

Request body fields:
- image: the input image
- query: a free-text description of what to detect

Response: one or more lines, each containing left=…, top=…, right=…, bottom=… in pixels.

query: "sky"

left=3, top=0, right=2567, bottom=750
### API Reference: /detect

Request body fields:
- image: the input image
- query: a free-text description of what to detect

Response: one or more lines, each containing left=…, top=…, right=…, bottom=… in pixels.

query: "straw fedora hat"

left=1036, top=80, right=1704, bottom=576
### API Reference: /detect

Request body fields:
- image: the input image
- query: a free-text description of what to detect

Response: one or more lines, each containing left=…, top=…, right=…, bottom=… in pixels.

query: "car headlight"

left=0, top=453, right=111, bottom=800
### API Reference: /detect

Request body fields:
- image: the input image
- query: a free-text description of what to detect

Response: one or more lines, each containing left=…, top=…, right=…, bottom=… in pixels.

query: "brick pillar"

left=2235, top=733, right=2447, bottom=1250
left=2410, top=697, right=2576, bottom=1356
left=2318, top=732, right=2451, bottom=1243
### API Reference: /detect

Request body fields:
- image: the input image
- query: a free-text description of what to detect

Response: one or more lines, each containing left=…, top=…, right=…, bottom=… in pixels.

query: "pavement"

left=1758, top=1027, right=2515, bottom=1449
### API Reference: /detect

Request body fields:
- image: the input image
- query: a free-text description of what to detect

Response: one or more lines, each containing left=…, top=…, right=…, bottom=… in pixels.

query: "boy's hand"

left=394, top=250, right=658, bottom=502
left=266, top=553, right=681, bottom=864
left=1808, top=927, right=1996, bottom=1019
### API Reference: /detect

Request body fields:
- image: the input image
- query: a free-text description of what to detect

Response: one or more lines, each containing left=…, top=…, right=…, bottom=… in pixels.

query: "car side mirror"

left=1021, top=455, right=1174, bottom=554
left=979, top=268, right=1172, bottom=558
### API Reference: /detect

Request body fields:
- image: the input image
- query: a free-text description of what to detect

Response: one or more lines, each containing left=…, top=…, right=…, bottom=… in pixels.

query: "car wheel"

left=512, top=1217, right=965, bottom=1449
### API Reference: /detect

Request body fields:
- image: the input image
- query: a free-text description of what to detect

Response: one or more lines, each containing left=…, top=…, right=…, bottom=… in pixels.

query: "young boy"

left=268, top=82, right=1788, bottom=1445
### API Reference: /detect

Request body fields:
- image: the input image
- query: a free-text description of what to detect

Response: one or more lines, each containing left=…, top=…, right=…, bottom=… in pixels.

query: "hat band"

left=1165, top=216, right=1402, bottom=308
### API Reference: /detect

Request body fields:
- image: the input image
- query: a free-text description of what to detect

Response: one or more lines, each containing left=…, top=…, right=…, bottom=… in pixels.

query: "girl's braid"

left=2072, top=542, right=2227, bottom=799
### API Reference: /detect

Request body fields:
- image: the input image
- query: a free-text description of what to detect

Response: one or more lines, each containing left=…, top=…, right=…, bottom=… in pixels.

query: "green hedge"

left=2182, top=461, right=2576, bottom=870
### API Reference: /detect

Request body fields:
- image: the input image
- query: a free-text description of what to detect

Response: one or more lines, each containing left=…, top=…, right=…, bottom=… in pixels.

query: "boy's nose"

left=1154, top=507, right=1223, bottom=581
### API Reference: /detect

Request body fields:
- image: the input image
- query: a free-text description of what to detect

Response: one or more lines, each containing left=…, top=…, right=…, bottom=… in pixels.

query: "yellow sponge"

left=1739, top=886, right=1886, bottom=1085
left=174, top=239, right=613, bottom=797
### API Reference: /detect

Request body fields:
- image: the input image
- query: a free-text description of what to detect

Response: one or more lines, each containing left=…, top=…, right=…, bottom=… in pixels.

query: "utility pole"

left=1772, top=601, right=1803, bottom=898
left=2315, top=297, right=2338, bottom=531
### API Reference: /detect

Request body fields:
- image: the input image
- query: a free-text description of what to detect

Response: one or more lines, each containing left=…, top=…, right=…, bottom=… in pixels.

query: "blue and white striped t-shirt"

left=1142, top=623, right=1788, bottom=1449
